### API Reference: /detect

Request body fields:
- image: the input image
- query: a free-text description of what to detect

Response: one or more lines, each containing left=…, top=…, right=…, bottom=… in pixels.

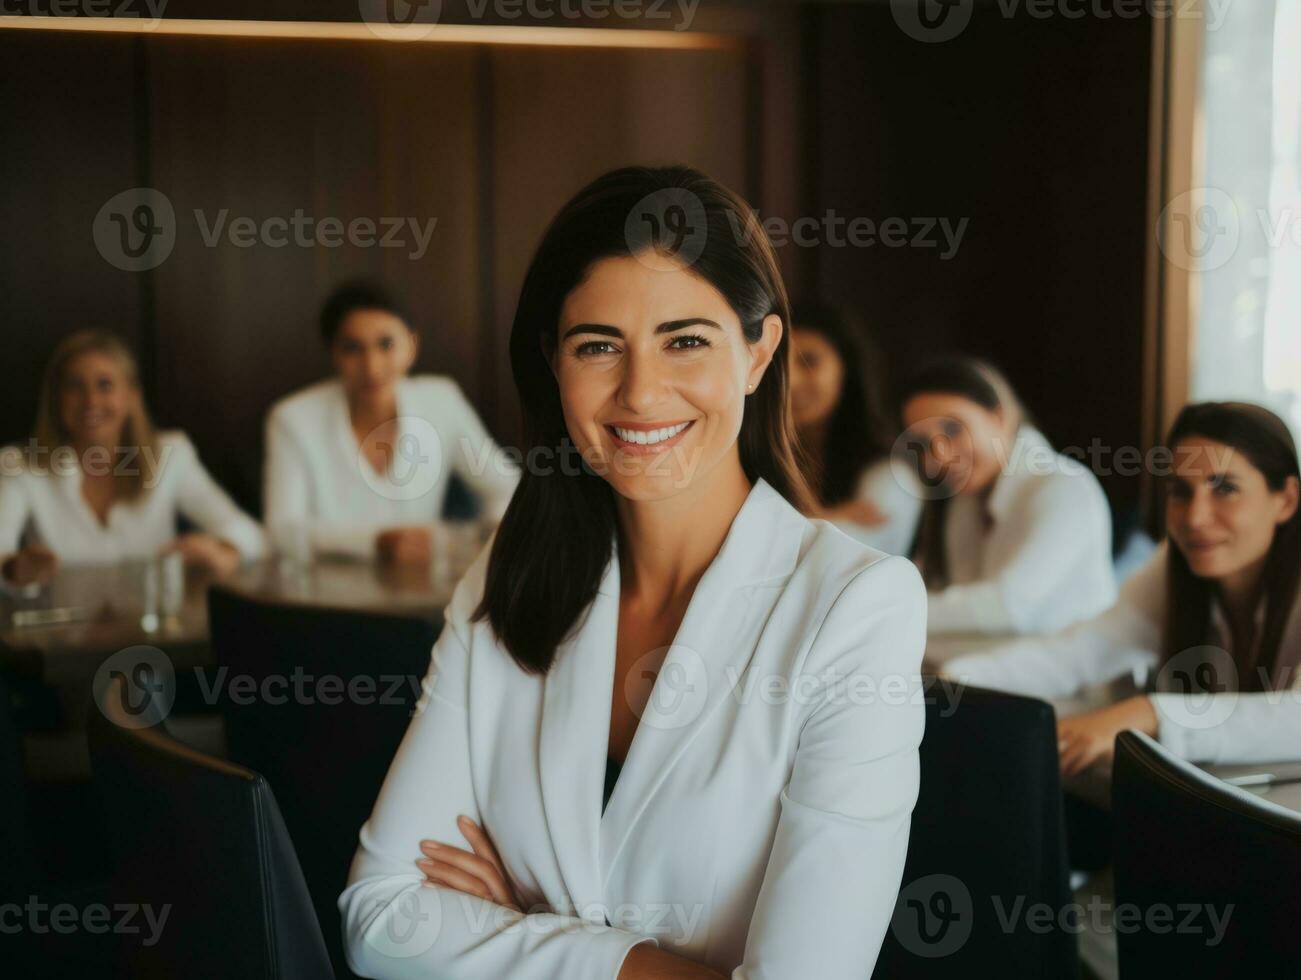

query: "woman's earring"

left=746, top=382, right=754, bottom=392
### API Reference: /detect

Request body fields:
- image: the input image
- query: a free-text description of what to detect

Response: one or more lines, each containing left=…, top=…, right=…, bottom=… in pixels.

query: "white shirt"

left=264, top=376, right=519, bottom=559
left=831, top=456, right=924, bottom=556
left=925, top=425, right=1117, bottom=634
left=339, top=479, right=927, bottom=979
left=0, top=430, right=265, bottom=567
left=943, top=541, right=1301, bottom=764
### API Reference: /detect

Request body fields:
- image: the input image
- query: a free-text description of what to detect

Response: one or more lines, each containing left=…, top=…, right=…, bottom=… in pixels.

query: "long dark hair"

left=790, top=301, right=893, bottom=506
left=474, top=166, right=814, bottom=675
left=896, top=355, right=1022, bottom=586
left=1161, top=402, right=1301, bottom=692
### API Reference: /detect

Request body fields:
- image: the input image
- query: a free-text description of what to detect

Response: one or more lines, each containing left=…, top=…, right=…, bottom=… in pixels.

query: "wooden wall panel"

left=0, top=32, right=144, bottom=442
left=811, top=5, right=1152, bottom=515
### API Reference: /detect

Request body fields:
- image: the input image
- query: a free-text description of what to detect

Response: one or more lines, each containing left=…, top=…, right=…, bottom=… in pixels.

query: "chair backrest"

left=88, top=673, right=333, bottom=980
left=1113, top=730, right=1301, bottom=977
left=873, top=682, right=1078, bottom=978
left=0, top=669, right=36, bottom=897
left=206, top=585, right=437, bottom=978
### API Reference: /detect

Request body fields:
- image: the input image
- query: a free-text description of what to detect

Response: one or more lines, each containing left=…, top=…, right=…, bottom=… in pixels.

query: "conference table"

left=0, top=555, right=462, bottom=685
left=926, top=630, right=1301, bottom=817
left=0, top=555, right=464, bottom=779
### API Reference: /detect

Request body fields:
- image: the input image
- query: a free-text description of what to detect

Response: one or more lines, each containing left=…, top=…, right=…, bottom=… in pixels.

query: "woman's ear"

left=1277, top=474, right=1300, bottom=525
left=746, top=314, right=784, bottom=391
left=404, top=330, right=421, bottom=370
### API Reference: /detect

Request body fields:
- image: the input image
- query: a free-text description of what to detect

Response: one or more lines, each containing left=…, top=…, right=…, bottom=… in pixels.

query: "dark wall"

left=0, top=3, right=1154, bottom=520
left=804, top=2, right=1152, bottom=514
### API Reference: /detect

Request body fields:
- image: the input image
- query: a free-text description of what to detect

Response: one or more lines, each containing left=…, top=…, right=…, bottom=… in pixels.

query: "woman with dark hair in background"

left=0, top=330, right=264, bottom=585
left=263, top=280, right=519, bottom=565
left=945, top=401, right=1301, bottom=770
left=340, top=166, right=926, bottom=979
left=789, top=301, right=921, bottom=555
left=898, top=354, right=1117, bottom=636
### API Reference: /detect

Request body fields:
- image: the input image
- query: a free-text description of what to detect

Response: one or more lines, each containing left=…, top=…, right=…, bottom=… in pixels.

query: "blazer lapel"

left=537, top=555, right=622, bottom=911
left=597, top=480, right=806, bottom=890
left=536, top=480, right=807, bottom=908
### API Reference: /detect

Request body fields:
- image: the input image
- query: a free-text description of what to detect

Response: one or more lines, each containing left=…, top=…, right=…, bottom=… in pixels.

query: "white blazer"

left=925, top=425, right=1117, bottom=634
left=0, top=430, right=265, bottom=568
left=263, top=376, right=519, bottom=559
left=831, top=456, right=924, bottom=557
left=340, top=479, right=927, bottom=979
left=944, top=542, right=1301, bottom=764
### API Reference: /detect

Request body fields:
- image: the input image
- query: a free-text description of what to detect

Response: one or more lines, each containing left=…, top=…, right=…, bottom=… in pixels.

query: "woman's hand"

left=418, top=815, right=525, bottom=912
left=1, top=545, right=59, bottom=586
left=1057, top=696, right=1159, bottom=777
left=819, top=499, right=887, bottom=527
left=377, top=526, right=434, bottom=566
left=164, top=533, right=240, bottom=577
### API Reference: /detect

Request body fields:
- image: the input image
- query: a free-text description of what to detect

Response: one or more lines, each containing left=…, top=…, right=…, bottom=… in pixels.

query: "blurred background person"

left=944, top=401, right=1301, bottom=770
left=0, top=329, right=265, bottom=586
left=789, top=301, right=921, bottom=555
left=898, top=355, right=1116, bottom=636
left=263, top=280, right=519, bottom=565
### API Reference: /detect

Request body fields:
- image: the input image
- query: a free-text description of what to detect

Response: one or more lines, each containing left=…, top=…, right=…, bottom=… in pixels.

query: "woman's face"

left=789, top=328, right=845, bottom=431
left=554, top=254, right=780, bottom=503
left=1166, top=436, right=1299, bottom=583
left=900, top=393, right=1009, bottom=496
left=332, top=309, right=419, bottom=400
left=59, top=352, right=136, bottom=447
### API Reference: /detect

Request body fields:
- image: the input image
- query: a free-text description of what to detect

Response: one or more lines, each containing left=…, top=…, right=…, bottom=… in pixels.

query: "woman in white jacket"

left=0, top=330, right=264, bottom=585
left=339, top=166, right=926, bottom=979
left=788, top=301, right=921, bottom=556
left=263, top=281, right=519, bottom=564
left=898, top=356, right=1116, bottom=635
left=945, top=402, right=1301, bottom=771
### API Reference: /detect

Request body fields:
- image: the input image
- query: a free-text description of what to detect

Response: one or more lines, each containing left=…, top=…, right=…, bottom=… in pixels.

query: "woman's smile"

left=606, top=419, right=696, bottom=454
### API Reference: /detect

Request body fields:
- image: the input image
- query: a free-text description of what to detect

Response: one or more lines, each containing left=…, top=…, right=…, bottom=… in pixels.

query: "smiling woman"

left=338, top=166, right=928, bottom=980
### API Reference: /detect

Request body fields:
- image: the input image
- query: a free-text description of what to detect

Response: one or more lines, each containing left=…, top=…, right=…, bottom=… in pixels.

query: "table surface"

left=0, top=557, right=462, bottom=684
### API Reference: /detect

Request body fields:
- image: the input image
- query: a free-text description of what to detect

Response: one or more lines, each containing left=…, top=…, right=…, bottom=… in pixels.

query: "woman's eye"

left=669, top=334, right=710, bottom=351
left=575, top=340, right=617, bottom=357
left=379, top=337, right=394, bottom=350
left=1211, top=480, right=1238, bottom=496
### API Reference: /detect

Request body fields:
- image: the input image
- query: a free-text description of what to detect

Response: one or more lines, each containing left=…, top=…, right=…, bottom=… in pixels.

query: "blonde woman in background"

left=0, top=330, right=265, bottom=586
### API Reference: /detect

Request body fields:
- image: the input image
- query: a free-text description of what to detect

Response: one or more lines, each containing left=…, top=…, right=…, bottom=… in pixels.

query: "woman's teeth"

left=612, top=422, right=690, bottom=446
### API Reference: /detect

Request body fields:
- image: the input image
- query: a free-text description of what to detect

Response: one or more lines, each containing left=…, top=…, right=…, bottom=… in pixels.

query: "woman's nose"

left=618, top=352, right=668, bottom=412
left=1185, top=489, right=1215, bottom=527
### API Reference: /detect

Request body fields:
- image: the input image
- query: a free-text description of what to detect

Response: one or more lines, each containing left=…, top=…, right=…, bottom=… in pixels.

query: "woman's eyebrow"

left=656, top=318, right=723, bottom=334
left=561, top=323, right=622, bottom=341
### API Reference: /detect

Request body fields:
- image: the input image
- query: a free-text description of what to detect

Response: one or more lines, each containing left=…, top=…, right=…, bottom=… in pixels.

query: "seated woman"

left=899, top=355, right=1116, bottom=635
left=789, top=301, right=921, bottom=555
left=944, top=401, right=1301, bottom=770
left=0, top=330, right=264, bottom=585
left=263, top=281, right=519, bottom=564
left=339, top=166, right=926, bottom=979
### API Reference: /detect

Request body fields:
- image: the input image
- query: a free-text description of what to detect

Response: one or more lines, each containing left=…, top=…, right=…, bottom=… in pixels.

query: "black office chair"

left=1113, top=730, right=1301, bottom=977
left=873, top=681, right=1078, bottom=978
left=87, top=671, right=333, bottom=979
left=207, top=586, right=437, bottom=979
